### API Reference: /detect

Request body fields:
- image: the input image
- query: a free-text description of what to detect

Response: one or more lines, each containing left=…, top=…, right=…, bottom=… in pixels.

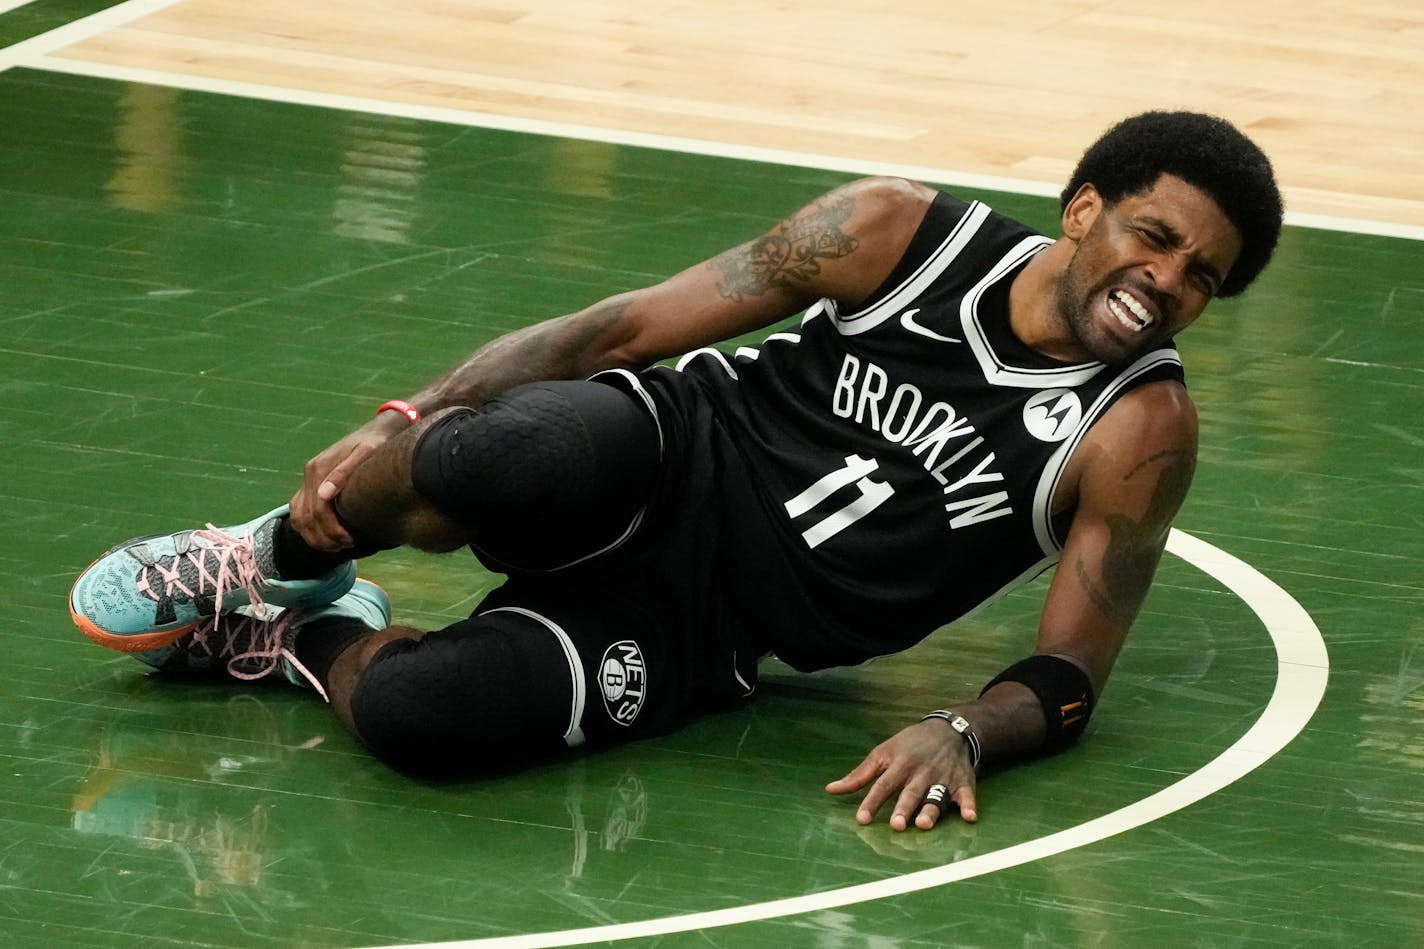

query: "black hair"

left=1060, top=111, right=1283, bottom=297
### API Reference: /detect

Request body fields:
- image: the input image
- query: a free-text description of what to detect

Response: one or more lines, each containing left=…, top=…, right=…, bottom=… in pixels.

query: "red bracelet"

left=376, top=400, right=421, bottom=424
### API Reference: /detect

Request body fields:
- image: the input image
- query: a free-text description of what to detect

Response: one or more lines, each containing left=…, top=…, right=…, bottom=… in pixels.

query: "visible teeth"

left=1109, top=290, right=1153, bottom=332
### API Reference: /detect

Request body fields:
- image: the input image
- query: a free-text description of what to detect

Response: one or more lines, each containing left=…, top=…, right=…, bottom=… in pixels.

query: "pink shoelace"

left=134, top=524, right=271, bottom=617
left=133, top=521, right=330, bottom=702
left=189, top=609, right=329, bottom=702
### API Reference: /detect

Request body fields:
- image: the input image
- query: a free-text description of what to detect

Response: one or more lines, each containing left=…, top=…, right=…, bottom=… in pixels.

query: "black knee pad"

left=349, top=611, right=578, bottom=776
left=409, top=380, right=659, bottom=570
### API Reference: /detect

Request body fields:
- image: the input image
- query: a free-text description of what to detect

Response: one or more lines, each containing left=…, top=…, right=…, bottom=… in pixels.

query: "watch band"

left=921, top=709, right=983, bottom=769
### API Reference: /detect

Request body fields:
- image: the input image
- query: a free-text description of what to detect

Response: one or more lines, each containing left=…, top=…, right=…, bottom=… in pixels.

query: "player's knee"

left=346, top=618, right=577, bottom=776
left=408, top=381, right=658, bottom=570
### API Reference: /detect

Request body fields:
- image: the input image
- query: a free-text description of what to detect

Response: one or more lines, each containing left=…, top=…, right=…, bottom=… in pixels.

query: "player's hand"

left=825, top=719, right=979, bottom=830
left=290, top=416, right=404, bottom=551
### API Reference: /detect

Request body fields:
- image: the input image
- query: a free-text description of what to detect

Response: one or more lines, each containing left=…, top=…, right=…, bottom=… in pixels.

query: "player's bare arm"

left=828, top=382, right=1198, bottom=830
left=293, top=177, right=933, bottom=548
left=1033, top=379, right=1198, bottom=686
left=417, top=176, right=931, bottom=411
left=710, top=190, right=864, bottom=304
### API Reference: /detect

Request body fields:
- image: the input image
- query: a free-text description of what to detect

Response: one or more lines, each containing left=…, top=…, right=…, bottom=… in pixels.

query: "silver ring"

left=924, top=783, right=948, bottom=806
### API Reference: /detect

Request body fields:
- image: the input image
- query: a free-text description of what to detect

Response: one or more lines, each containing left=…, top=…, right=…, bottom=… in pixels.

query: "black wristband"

left=982, top=655, right=1094, bottom=754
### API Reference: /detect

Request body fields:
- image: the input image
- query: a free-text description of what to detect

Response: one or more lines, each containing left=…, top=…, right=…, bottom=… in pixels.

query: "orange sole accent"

left=69, top=602, right=194, bottom=653
left=69, top=544, right=196, bottom=653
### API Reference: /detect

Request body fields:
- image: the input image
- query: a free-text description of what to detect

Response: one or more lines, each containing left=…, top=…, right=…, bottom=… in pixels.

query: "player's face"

left=1054, top=174, right=1243, bottom=365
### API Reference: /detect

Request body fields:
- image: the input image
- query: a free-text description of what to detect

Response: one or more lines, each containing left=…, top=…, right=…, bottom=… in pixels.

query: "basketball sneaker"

left=133, top=578, right=391, bottom=701
left=69, top=505, right=356, bottom=653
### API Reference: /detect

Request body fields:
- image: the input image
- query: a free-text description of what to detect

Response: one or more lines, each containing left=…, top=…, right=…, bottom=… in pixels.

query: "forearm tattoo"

left=712, top=195, right=860, bottom=302
left=1075, top=449, right=1195, bottom=621
left=433, top=298, right=633, bottom=406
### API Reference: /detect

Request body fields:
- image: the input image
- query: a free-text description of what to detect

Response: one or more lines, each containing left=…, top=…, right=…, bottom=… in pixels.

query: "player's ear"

left=1061, top=183, right=1104, bottom=241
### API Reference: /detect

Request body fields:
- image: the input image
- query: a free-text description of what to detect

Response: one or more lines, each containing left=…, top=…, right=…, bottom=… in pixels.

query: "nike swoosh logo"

left=899, top=308, right=960, bottom=344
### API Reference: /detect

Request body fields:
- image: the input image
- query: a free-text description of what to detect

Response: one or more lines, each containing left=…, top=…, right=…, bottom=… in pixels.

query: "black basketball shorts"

left=351, top=568, right=755, bottom=775
left=356, top=376, right=759, bottom=775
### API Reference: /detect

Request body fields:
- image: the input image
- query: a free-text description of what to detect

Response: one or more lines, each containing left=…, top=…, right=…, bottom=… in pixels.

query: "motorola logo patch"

left=600, top=640, right=647, bottom=726
left=1023, top=389, right=1082, bottom=442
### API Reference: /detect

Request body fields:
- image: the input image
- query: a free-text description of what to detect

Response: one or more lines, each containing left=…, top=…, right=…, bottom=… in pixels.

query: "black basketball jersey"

left=616, top=192, right=1185, bottom=672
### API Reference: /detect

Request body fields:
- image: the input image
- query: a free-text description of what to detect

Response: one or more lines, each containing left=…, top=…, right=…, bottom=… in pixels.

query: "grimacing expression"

left=1054, top=174, right=1244, bottom=366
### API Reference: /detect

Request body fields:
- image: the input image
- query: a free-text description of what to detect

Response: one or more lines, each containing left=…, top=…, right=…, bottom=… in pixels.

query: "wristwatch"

left=921, top=709, right=983, bottom=769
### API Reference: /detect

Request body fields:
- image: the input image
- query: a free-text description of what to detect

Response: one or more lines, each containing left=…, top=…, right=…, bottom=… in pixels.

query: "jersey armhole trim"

left=830, top=200, right=993, bottom=337
left=1031, top=350, right=1185, bottom=555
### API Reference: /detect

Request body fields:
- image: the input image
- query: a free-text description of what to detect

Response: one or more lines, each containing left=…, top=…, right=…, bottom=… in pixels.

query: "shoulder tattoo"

left=1075, top=448, right=1196, bottom=622
left=712, top=194, right=860, bottom=302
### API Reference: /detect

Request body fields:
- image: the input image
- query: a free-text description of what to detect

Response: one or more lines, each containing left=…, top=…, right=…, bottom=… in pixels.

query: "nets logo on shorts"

left=599, top=640, right=647, bottom=726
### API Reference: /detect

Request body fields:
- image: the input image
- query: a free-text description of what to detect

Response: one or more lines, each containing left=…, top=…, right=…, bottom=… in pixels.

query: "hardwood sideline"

left=47, top=0, right=1424, bottom=229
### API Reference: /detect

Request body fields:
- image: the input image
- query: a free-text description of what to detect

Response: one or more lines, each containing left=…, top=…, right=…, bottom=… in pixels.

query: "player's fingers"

left=313, top=503, right=354, bottom=552
left=314, top=445, right=373, bottom=501
left=289, top=488, right=352, bottom=552
left=825, top=755, right=884, bottom=795
left=889, top=780, right=939, bottom=832
left=952, top=782, right=979, bottom=824
left=297, top=448, right=377, bottom=550
left=849, top=768, right=907, bottom=826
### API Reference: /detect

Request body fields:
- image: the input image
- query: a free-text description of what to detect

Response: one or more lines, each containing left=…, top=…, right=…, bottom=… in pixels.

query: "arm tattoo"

left=712, top=195, right=860, bottom=302
left=432, top=298, right=633, bottom=405
left=1075, top=449, right=1195, bottom=622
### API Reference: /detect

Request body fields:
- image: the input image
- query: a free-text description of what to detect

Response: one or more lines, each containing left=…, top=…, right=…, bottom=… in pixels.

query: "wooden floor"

left=1, top=1, right=1422, bottom=947
left=21, top=0, right=1424, bottom=231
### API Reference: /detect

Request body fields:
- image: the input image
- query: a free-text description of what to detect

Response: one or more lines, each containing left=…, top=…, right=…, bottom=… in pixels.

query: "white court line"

left=11, top=51, right=1424, bottom=245
left=358, top=528, right=1328, bottom=949
left=0, top=0, right=184, bottom=67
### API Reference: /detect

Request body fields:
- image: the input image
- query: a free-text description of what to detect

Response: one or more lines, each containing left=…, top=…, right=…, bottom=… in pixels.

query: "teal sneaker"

left=70, top=505, right=356, bottom=653
left=134, top=578, right=391, bottom=701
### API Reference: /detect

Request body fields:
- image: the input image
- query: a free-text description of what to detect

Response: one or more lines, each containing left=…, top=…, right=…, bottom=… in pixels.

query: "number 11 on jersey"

left=784, top=454, right=895, bottom=549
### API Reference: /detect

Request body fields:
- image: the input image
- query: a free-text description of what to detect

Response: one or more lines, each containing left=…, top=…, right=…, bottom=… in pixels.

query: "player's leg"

left=304, top=377, right=660, bottom=572
left=318, top=578, right=691, bottom=775
left=350, top=377, right=662, bottom=572
left=69, top=379, right=661, bottom=654
left=112, top=569, right=688, bottom=775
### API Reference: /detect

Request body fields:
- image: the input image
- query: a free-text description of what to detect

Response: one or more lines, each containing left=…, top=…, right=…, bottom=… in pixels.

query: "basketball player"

left=70, top=111, right=1283, bottom=831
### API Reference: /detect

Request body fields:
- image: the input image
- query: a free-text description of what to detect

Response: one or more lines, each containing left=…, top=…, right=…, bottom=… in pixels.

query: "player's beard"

left=1053, top=256, right=1168, bottom=367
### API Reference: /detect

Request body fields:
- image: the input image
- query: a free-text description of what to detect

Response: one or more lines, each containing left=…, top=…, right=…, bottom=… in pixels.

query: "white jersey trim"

left=959, top=235, right=1106, bottom=389
left=480, top=606, right=587, bottom=747
left=675, top=347, right=739, bottom=378
left=1030, top=349, right=1185, bottom=556
left=763, top=331, right=803, bottom=346
left=830, top=200, right=993, bottom=337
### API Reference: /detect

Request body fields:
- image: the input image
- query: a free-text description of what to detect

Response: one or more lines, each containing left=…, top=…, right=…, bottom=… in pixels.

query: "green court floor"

left=2, top=56, right=1422, bottom=949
